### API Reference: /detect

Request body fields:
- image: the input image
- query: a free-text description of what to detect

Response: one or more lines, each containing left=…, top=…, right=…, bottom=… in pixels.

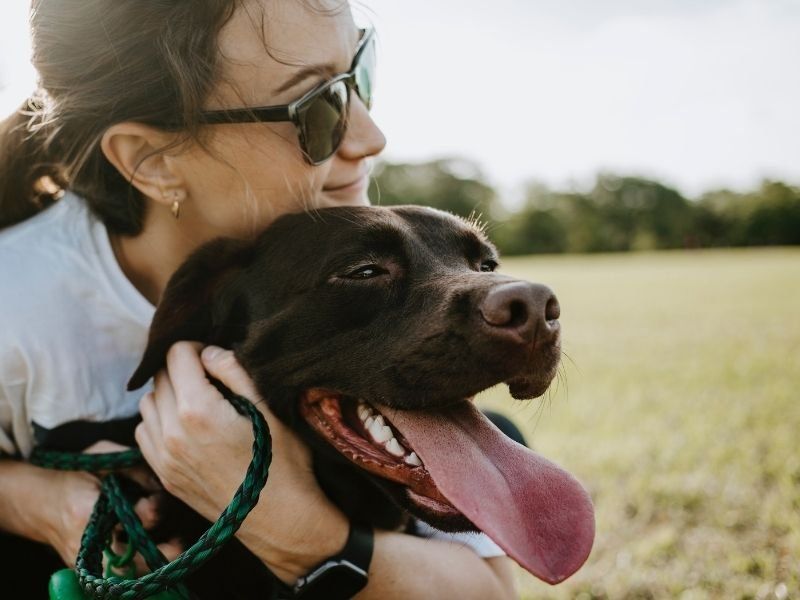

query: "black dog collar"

left=279, top=523, right=374, bottom=599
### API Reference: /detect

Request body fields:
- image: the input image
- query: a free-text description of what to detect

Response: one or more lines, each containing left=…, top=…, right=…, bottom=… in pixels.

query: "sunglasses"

left=198, top=28, right=376, bottom=165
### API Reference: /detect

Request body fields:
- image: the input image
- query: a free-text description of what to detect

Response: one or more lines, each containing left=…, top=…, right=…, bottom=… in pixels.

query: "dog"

left=128, top=205, right=595, bottom=596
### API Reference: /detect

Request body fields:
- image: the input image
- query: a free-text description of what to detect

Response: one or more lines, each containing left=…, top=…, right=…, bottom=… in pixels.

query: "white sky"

left=2, top=0, right=799, bottom=200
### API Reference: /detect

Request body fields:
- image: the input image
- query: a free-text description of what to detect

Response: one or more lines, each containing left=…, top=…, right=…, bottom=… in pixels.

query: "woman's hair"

left=0, top=0, right=239, bottom=234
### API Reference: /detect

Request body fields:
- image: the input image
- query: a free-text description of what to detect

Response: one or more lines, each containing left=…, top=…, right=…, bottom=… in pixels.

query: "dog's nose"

left=479, top=282, right=560, bottom=345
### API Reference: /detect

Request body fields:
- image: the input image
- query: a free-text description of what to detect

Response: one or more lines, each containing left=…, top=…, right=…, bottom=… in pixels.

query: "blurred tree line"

left=368, top=159, right=800, bottom=255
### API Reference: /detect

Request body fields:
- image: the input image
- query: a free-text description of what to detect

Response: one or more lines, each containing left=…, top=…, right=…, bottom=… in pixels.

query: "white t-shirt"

left=0, top=192, right=504, bottom=558
left=0, top=192, right=154, bottom=457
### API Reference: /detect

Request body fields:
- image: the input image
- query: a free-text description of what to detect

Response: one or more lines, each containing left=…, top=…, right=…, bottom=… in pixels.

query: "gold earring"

left=167, top=190, right=184, bottom=219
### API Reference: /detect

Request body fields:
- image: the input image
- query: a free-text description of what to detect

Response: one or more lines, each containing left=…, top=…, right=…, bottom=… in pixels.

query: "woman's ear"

left=100, top=122, right=186, bottom=205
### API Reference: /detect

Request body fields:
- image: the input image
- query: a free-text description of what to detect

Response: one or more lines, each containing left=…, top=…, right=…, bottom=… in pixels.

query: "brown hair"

left=0, top=0, right=239, bottom=234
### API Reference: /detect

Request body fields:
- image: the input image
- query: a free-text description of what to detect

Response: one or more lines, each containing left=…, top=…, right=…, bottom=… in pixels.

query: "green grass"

left=474, top=248, right=800, bottom=599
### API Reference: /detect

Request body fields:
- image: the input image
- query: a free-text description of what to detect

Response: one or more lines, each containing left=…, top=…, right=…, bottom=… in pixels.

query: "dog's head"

left=129, top=205, right=594, bottom=584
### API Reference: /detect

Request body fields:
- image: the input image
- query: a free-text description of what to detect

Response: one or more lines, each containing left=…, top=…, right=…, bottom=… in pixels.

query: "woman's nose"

left=336, top=94, right=386, bottom=160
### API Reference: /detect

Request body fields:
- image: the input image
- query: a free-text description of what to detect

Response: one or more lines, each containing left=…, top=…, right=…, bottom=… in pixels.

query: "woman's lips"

left=323, top=175, right=368, bottom=193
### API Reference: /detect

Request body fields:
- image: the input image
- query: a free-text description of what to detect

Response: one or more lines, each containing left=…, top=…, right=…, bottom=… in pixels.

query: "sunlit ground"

left=475, top=247, right=800, bottom=599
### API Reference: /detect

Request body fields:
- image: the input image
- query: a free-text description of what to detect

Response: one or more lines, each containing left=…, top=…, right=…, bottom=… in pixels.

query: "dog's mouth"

left=300, top=388, right=596, bottom=585
left=300, top=389, right=461, bottom=520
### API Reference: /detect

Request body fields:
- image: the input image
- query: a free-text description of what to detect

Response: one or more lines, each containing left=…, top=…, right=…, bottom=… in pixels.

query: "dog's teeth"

left=364, top=416, right=375, bottom=429
left=373, top=415, right=385, bottom=427
left=385, top=438, right=405, bottom=457
left=370, top=422, right=393, bottom=444
left=357, top=405, right=370, bottom=421
left=404, top=452, right=422, bottom=467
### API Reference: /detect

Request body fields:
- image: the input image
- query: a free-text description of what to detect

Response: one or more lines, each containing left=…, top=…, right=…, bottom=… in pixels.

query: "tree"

left=698, top=182, right=800, bottom=246
left=740, top=181, right=800, bottom=246
left=367, top=158, right=800, bottom=254
left=588, top=175, right=694, bottom=250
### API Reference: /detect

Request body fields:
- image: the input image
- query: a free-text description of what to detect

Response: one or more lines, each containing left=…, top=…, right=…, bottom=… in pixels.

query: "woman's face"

left=174, top=0, right=386, bottom=239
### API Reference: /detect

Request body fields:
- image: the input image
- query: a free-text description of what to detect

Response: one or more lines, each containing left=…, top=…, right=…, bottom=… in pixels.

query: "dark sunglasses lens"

left=354, top=36, right=376, bottom=109
left=299, top=80, right=349, bottom=163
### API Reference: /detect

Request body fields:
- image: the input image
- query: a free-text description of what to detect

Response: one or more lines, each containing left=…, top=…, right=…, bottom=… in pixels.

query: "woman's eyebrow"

left=275, top=63, right=339, bottom=95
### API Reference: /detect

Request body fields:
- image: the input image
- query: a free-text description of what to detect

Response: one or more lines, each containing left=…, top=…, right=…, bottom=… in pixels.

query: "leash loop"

left=30, top=391, right=271, bottom=600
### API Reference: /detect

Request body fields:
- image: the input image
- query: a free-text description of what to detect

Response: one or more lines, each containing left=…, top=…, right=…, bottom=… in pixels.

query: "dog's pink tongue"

left=383, top=402, right=595, bottom=584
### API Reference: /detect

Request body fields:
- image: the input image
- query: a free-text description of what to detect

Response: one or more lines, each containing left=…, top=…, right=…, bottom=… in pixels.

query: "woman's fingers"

left=153, top=369, right=179, bottom=425
left=127, top=539, right=183, bottom=575
left=165, top=342, right=222, bottom=411
left=138, top=390, right=161, bottom=438
left=135, top=418, right=161, bottom=481
left=200, top=345, right=261, bottom=403
left=135, top=343, right=251, bottom=517
left=199, top=345, right=292, bottom=438
left=110, top=538, right=184, bottom=576
left=163, top=342, right=263, bottom=424
left=82, top=440, right=158, bottom=492
left=83, top=440, right=129, bottom=454
left=158, top=539, right=183, bottom=562
left=132, top=494, right=161, bottom=530
left=138, top=341, right=319, bottom=521
left=163, top=342, right=246, bottom=434
left=131, top=553, right=149, bottom=577
left=153, top=363, right=204, bottom=453
left=195, top=344, right=314, bottom=468
left=120, top=465, right=162, bottom=495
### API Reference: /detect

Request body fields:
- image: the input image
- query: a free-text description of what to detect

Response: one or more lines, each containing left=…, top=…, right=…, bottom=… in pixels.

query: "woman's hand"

left=44, top=468, right=103, bottom=567
left=44, top=441, right=178, bottom=569
left=135, top=343, right=348, bottom=582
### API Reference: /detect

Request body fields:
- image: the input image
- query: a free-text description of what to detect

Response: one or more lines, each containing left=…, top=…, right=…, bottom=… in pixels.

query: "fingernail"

left=202, top=346, right=224, bottom=362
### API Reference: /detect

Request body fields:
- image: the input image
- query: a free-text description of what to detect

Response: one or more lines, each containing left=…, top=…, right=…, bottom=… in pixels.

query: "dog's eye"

left=344, top=265, right=389, bottom=280
left=480, top=260, right=498, bottom=273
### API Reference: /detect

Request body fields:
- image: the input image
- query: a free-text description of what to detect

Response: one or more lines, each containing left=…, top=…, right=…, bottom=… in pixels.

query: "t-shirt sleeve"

left=410, top=519, right=506, bottom=559
left=0, top=346, right=32, bottom=458
left=0, top=383, right=21, bottom=457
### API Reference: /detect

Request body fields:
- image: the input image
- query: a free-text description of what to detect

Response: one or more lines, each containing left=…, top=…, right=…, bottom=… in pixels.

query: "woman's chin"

left=318, top=189, right=370, bottom=208
left=318, top=173, right=371, bottom=208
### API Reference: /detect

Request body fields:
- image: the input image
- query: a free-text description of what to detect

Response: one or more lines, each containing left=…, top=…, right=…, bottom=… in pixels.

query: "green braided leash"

left=32, top=449, right=143, bottom=471
left=30, top=392, right=272, bottom=600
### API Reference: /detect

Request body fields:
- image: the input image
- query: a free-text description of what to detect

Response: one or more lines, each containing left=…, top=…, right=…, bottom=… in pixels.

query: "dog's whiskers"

left=561, top=350, right=579, bottom=373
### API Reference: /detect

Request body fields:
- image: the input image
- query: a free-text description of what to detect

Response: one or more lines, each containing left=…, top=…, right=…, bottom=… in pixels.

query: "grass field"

left=474, top=247, right=800, bottom=599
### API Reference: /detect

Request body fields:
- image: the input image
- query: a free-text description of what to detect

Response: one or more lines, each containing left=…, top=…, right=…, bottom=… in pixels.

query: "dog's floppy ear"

left=128, top=237, right=253, bottom=390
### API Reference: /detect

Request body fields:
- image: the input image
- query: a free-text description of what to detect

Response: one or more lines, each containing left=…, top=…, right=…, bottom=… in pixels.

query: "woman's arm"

left=0, top=459, right=105, bottom=565
left=0, top=451, right=174, bottom=568
left=0, top=459, right=67, bottom=545
left=137, top=343, right=517, bottom=599
left=237, top=503, right=517, bottom=599
left=359, top=533, right=516, bottom=599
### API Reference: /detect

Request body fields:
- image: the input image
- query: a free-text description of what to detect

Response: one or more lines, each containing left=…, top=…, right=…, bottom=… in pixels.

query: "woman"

left=0, top=0, right=517, bottom=597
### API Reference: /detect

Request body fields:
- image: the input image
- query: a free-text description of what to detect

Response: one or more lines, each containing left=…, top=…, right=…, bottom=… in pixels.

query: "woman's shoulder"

left=0, top=191, right=91, bottom=264
left=0, top=194, right=91, bottom=305
left=0, top=193, right=136, bottom=337
left=0, top=189, right=153, bottom=351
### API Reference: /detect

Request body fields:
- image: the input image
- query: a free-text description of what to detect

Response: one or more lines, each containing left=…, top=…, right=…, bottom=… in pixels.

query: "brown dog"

left=129, top=205, right=594, bottom=595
